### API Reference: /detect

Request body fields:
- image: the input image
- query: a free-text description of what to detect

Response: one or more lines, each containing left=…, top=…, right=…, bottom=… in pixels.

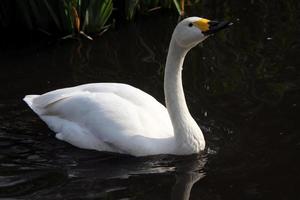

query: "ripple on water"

left=0, top=169, right=68, bottom=198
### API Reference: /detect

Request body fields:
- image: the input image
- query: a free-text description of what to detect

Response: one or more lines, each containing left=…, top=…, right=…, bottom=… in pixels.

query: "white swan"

left=24, top=17, right=230, bottom=156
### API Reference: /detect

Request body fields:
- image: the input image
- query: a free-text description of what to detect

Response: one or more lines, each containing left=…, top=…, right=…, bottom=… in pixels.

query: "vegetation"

left=0, top=0, right=196, bottom=37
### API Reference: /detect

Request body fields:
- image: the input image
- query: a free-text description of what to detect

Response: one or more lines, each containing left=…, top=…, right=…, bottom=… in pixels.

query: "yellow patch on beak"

left=193, top=18, right=210, bottom=32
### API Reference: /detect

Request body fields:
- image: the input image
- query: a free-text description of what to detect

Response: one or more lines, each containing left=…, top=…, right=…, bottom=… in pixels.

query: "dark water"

left=0, top=1, right=299, bottom=199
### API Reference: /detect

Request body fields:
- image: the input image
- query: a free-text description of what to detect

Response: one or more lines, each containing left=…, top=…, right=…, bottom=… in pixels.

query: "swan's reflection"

left=171, top=155, right=206, bottom=200
left=69, top=152, right=207, bottom=200
left=23, top=148, right=207, bottom=199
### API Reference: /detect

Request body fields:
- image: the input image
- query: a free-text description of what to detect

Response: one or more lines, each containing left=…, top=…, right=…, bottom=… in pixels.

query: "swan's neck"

left=164, top=39, right=205, bottom=153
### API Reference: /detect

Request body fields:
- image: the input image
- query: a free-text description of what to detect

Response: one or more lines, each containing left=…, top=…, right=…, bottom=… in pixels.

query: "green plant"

left=0, top=0, right=192, bottom=37
left=124, top=0, right=186, bottom=20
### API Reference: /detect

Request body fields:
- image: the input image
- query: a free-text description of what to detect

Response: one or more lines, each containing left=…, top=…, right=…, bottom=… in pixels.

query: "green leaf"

left=125, top=0, right=140, bottom=20
left=172, top=0, right=182, bottom=14
left=84, top=0, right=112, bottom=33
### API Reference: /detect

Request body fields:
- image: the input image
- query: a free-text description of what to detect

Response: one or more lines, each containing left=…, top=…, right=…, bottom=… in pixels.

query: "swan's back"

left=24, top=83, right=174, bottom=156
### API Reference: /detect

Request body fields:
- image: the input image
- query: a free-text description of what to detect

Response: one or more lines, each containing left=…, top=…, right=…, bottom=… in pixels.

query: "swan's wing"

left=24, top=83, right=174, bottom=155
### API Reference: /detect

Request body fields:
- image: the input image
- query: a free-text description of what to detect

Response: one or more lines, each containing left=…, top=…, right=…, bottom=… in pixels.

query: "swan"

left=24, top=17, right=230, bottom=156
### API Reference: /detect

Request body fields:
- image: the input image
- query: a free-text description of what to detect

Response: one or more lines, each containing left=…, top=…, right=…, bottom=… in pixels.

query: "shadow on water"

left=0, top=0, right=299, bottom=199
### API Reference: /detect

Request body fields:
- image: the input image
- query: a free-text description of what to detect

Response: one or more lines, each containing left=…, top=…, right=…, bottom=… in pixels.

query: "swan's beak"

left=194, top=18, right=232, bottom=35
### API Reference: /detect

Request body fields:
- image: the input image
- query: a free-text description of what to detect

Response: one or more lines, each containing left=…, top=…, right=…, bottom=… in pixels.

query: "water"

left=0, top=1, right=299, bottom=199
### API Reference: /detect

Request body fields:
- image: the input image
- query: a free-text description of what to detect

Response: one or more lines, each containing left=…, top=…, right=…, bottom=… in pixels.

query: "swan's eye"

left=188, top=23, right=193, bottom=27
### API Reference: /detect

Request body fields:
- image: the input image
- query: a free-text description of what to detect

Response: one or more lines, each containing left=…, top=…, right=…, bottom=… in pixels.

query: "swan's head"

left=173, top=17, right=231, bottom=49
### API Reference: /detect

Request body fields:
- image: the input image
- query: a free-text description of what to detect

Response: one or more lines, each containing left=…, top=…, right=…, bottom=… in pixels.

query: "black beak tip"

left=204, top=20, right=233, bottom=36
left=217, top=21, right=232, bottom=29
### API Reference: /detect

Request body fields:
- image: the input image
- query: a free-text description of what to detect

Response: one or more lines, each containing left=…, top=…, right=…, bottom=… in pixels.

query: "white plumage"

left=24, top=17, right=229, bottom=156
left=24, top=83, right=174, bottom=156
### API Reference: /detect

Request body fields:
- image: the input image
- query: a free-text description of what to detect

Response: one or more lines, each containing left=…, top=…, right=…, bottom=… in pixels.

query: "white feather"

left=24, top=83, right=174, bottom=156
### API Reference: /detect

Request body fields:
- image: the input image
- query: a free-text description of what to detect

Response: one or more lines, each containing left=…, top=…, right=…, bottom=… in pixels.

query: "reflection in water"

left=61, top=154, right=207, bottom=200
left=55, top=154, right=207, bottom=200
left=171, top=155, right=206, bottom=200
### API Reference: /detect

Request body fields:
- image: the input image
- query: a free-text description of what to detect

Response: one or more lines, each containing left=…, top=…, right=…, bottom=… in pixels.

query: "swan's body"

left=24, top=83, right=176, bottom=155
left=24, top=17, right=230, bottom=156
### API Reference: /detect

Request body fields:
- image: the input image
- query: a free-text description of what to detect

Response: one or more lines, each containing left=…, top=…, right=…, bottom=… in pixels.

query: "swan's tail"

left=23, top=95, right=41, bottom=114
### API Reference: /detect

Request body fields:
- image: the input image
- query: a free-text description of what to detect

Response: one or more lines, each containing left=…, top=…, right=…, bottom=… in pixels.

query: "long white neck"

left=164, top=38, right=205, bottom=153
